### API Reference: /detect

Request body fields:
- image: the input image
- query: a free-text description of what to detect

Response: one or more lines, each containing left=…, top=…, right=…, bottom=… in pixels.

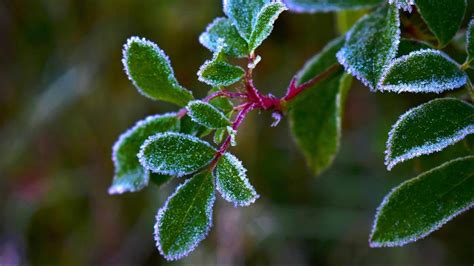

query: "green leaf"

left=199, top=17, right=248, bottom=58
left=187, top=100, right=232, bottom=129
left=467, top=19, right=474, bottom=62
left=385, top=98, right=474, bottom=170
left=396, top=39, right=432, bottom=57
left=379, top=49, right=467, bottom=93
left=215, top=153, right=259, bottom=206
left=223, top=0, right=269, bottom=41
left=337, top=5, right=400, bottom=90
left=388, top=0, right=413, bottom=12
left=109, top=113, right=179, bottom=194
left=123, top=37, right=193, bottom=106
left=283, top=0, right=383, bottom=13
left=155, top=170, right=215, bottom=260
left=248, top=2, right=287, bottom=52
left=289, top=37, right=351, bottom=175
left=370, top=156, right=474, bottom=247
left=197, top=47, right=245, bottom=87
left=208, top=88, right=234, bottom=114
left=415, top=0, right=466, bottom=47
left=213, top=128, right=226, bottom=144
left=139, top=132, right=216, bottom=177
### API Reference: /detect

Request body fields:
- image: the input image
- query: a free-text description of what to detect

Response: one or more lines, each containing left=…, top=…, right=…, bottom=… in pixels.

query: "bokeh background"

left=1, top=1, right=473, bottom=265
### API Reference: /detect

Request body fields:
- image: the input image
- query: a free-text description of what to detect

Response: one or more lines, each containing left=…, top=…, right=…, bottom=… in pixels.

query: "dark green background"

left=0, top=0, right=473, bottom=265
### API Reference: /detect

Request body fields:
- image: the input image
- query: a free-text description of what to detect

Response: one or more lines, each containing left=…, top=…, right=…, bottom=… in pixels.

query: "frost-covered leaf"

left=122, top=37, right=193, bottom=106
left=215, top=153, right=259, bottom=207
left=289, top=37, right=351, bottom=175
left=337, top=5, right=400, bottom=90
left=388, top=0, right=413, bottom=12
left=139, top=132, right=215, bottom=177
left=109, top=114, right=179, bottom=195
left=197, top=48, right=245, bottom=87
left=385, top=98, right=474, bottom=170
left=155, top=170, right=215, bottom=260
left=248, top=2, right=287, bottom=52
left=213, top=128, right=226, bottom=144
left=187, top=100, right=232, bottom=129
left=283, top=0, right=382, bottom=13
left=223, top=0, right=269, bottom=41
left=379, top=50, right=467, bottom=93
left=370, top=156, right=474, bottom=247
left=415, top=0, right=466, bottom=47
left=396, top=39, right=431, bottom=57
left=467, top=19, right=474, bottom=62
left=199, top=17, right=248, bottom=58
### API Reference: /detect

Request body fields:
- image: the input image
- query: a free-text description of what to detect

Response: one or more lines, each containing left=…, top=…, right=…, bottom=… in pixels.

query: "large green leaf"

left=199, top=17, right=248, bottom=58
left=109, top=114, right=179, bottom=194
left=139, top=132, right=216, bottom=177
left=283, top=0, right=383, bottom=13
left=370, top=156, right=474, bottom=247
left=223, top=0, right=269, bottom=41
left=122, top=37, right=193, bottom=106
left=415, top=0, right=466, bottom=47
left=197, top=47, right=245, bottom=87
left=467, top=19, right=474, bottom=63
left=247, top=2, right=287, bottom=53
left=288, top=37, right=351, bottom=175
left=215, top=153, right=259, bottom=206
left=337, top=5, right=400, bottom=90
left=379, top=49, right=467, bottom=93
left=155, top=170, right=215, bottom=260
left=186, top=100, right=232, bottom=129
left=385, top=98, right=474, bottom=170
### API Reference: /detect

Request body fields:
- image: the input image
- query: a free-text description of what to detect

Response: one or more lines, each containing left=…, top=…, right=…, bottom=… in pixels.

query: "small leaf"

left=283, top=0, right=383, bottom=13
left=385, top=98, right=474, bottom=170
left=289, top=37, right=350, bottom=175
left=388, top=0, right=413, bottom=12
left=337, top=5, right=400, bottom=90
left=415, top=0, right=466, bottom=47
left=155, top=170, right=215, bottom=260
left=199, top=17, right=248, bottom=58
left=139, top=132, right=216, bottom=177
left=187, top=100, right=232, bottom=129
left=122, top=37, right=193, bottom=106
left=213, top=128, right=226, bottom=144
left=467, top=19, right=474, bottom=62
left=223, top=0, right=269, bottom=41
left=396, top=39, right=432, bottom=57
left=379, top=49, right=467, bottom=93
left=208, top=88, right=234, bottom=114
left=248, top=2, right=287, bottom=53
left=215, top=153, right=259, bottom=207
left=109, top=113, right=179, bottom=194
left=370, top=156, right=474, bottom=247
left=197, top=47, right=245, bottom=87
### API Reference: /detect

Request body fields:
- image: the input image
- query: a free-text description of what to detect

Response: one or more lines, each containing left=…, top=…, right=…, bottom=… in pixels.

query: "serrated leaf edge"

left=378, top=49, right=467, bottom=93
left=154, top=174, right=216, bottom=260
left=370, top=156, right=474, bottom=248
left=109, top=112, right=177, bottom=195
left=138, top=132, right=216, bottom=177
left=388, top=0, right=414, bottom=12
left=215, top=153, right=259, bottom=207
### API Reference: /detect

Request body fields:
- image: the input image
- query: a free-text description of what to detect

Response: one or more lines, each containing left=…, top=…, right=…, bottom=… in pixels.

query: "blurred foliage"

left=0, top=0, right=473, bottom=265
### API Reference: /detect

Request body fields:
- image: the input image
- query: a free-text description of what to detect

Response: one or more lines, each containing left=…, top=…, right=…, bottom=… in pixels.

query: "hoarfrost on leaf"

left=385, top=98, right=474, bottom=170
left=388, top=0, right=413, bottom=12
left=197, top=44, right=245, bottom=87
left=370, top=156, right=474, bottom=247
left=336, top=5, right=400, bottom=91
left=379, top=49, right=467, bottom=93
left=283, top=0, right=383, bottom=13
left=223, top=0, right=270, bottom=41
left=122, top=37, right=193, bottom=106
left=109, top=113, right=179, bottom=195
left=215, top=153, right=259, bottom=207
left=155, top=170, right=215, bottom=260
left=187, top=100, right=232, bottom=129
left=199, top=17, right=249, bottom=58
left=247, top=2, right=287, bottom=53
left=139, top=132, right=216, bottom=177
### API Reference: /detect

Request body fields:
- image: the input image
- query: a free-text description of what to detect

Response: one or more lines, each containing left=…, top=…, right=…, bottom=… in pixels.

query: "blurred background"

left=0, top=1, right=473, bottom=265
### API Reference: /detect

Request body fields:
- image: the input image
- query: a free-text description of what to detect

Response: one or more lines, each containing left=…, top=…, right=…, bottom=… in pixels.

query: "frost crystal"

left=283, top=0, right=383, bottom=13
left=379, top=49, right=467, bottom=93
left=388, top=0, right=413, bottom=12
left=215, top=153, right=259, bottom=207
